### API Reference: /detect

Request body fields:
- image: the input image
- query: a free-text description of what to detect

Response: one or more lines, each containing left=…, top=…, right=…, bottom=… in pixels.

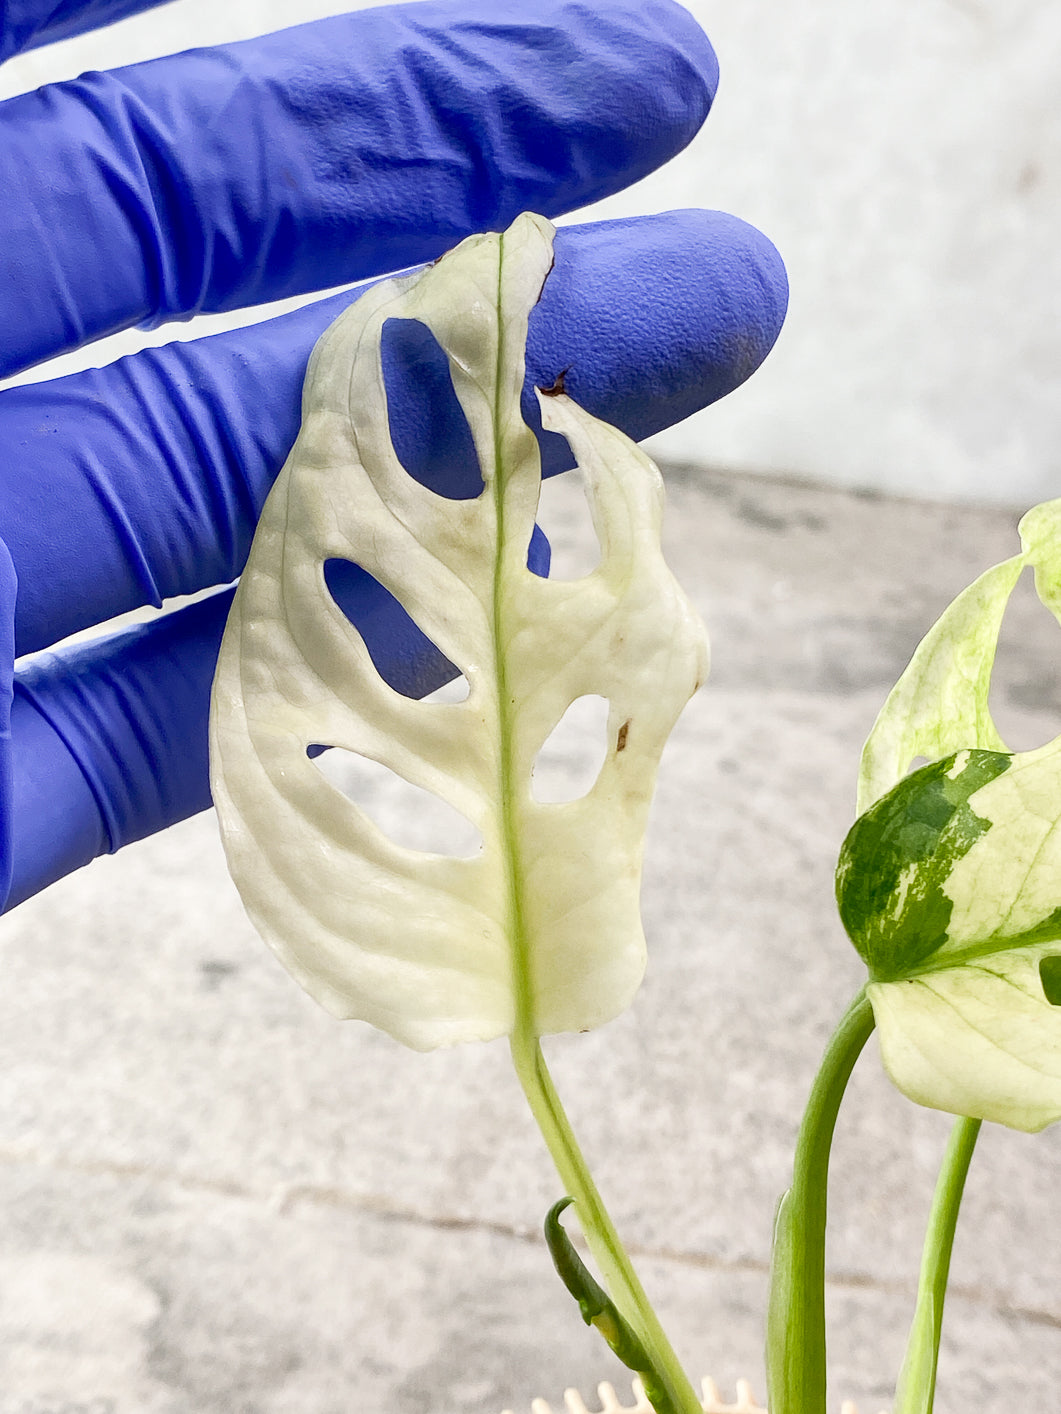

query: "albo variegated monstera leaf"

left=839, top=498, right=1061, bottom=1132
left=209, top=213, right=707, bottom=1052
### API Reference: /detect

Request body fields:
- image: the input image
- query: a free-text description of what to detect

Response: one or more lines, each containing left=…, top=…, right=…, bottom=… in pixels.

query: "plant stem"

left=510, top=1033, right=703, bottom=1414
left=892, top=1115, right=981, bottom=1414
left=766, top=988, right=875, bottom=1414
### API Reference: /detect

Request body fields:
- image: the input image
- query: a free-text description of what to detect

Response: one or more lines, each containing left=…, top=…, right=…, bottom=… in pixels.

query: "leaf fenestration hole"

left=423, top=674, right=470, bottom=704
left=988, top=565, right=1061, bottom=750
left=380, top=317, right=484, bottom=500
left=534, top=469, right=601, bottom=581
left=531, top=695, right=610, bottom=804
left=1038, top=954, right=1061, bottom=1006
left=323, top=559, right=461, bottom=701
left=309, top=747, right=482, bottom=858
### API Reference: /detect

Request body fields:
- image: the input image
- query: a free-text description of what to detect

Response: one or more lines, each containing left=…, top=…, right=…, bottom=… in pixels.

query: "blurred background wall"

left=2, top=0, right=1058, bottom=507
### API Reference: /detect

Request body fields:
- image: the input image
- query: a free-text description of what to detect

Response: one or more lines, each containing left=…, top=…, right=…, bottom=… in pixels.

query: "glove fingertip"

left=526, top=209, right=788, bottom=475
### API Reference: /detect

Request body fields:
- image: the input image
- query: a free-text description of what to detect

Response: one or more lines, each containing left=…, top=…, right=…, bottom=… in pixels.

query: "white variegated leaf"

left=868, top=939, right=1061, bottom=1135
left=839, top=742, right=1061, bottom=1131
left=856, top=497, right=1061, bottom=814
left=841, top=496, right=1061, bottom=1128
left=209, top=213, right=707, bottom=1052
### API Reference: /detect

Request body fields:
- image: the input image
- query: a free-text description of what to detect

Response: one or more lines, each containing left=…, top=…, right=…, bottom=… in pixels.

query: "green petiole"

left=892, top=1115, right=981, bottom=1414
left=765, top=988, right=875, bottom=1414
left=510, top=1034, right=702, bottom=1414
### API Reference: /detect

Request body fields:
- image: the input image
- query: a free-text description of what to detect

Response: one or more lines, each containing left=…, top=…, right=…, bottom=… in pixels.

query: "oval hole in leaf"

left=532, top=695, right=610, bottom=803
left=534, top=469, right=601, bottom=581
left=423, top=674, right=470, bottom=704
left=309, top=747, right=482, bottom=858
left=1039, top=954, right=1061, bottom=1006
left=380, top=317, right=484, bottom=500
left=987, top=566, right=1061, bottom=750
left=323, top=558, right=458, bottom=701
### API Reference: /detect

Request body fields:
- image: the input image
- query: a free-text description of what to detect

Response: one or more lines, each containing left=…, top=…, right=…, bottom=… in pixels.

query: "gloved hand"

left=0, top=0, right=788, bottom=912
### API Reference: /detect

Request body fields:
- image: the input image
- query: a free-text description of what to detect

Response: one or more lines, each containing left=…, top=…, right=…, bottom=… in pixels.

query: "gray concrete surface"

left=1, top=469, right=1060, bottom=1414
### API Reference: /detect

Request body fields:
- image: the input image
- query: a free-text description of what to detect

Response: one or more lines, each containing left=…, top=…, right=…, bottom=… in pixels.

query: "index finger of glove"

left=0, top=0, right=717, bottom=377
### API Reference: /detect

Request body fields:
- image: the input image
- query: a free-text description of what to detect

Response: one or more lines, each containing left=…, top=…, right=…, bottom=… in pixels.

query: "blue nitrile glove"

left=0, top=0, right=788, bottom=912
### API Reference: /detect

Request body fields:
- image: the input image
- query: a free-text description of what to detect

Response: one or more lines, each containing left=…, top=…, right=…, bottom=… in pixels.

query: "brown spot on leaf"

left=616, top=720, right=630, bottom=753
left=534, top=252, right=557, bottom=305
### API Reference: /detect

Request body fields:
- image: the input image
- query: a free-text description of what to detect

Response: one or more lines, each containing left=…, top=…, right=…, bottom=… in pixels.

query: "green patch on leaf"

left=841, top=736, right=1061, bottom=1131
left=1039, top=954, right=1061, bottom=1006
left=837, top=750, right=1010, bottom=978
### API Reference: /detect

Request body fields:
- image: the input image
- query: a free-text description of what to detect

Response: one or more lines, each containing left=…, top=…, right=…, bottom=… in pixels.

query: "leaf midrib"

left=871, top=924, right=1061, bottom=984
left=489, top=229, right=536, bottom=1043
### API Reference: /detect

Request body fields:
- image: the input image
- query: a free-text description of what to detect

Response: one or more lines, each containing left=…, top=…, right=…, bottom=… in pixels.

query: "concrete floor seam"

left=1, top=1146, right=1056, bottom=1335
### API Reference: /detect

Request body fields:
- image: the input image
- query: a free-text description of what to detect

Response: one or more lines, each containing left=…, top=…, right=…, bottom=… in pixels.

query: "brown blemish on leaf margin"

left=538, top=367, right=571, bottom=397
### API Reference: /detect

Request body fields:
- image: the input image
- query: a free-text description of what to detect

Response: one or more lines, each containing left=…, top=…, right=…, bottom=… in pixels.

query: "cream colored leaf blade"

left=857, top=496, right=1061, bottom=814
left=856, top=555, right=1019, bottom=815
left=210, top=213, right=707, bottom=1051
left=863, top=737, right=1061, bottom=1132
